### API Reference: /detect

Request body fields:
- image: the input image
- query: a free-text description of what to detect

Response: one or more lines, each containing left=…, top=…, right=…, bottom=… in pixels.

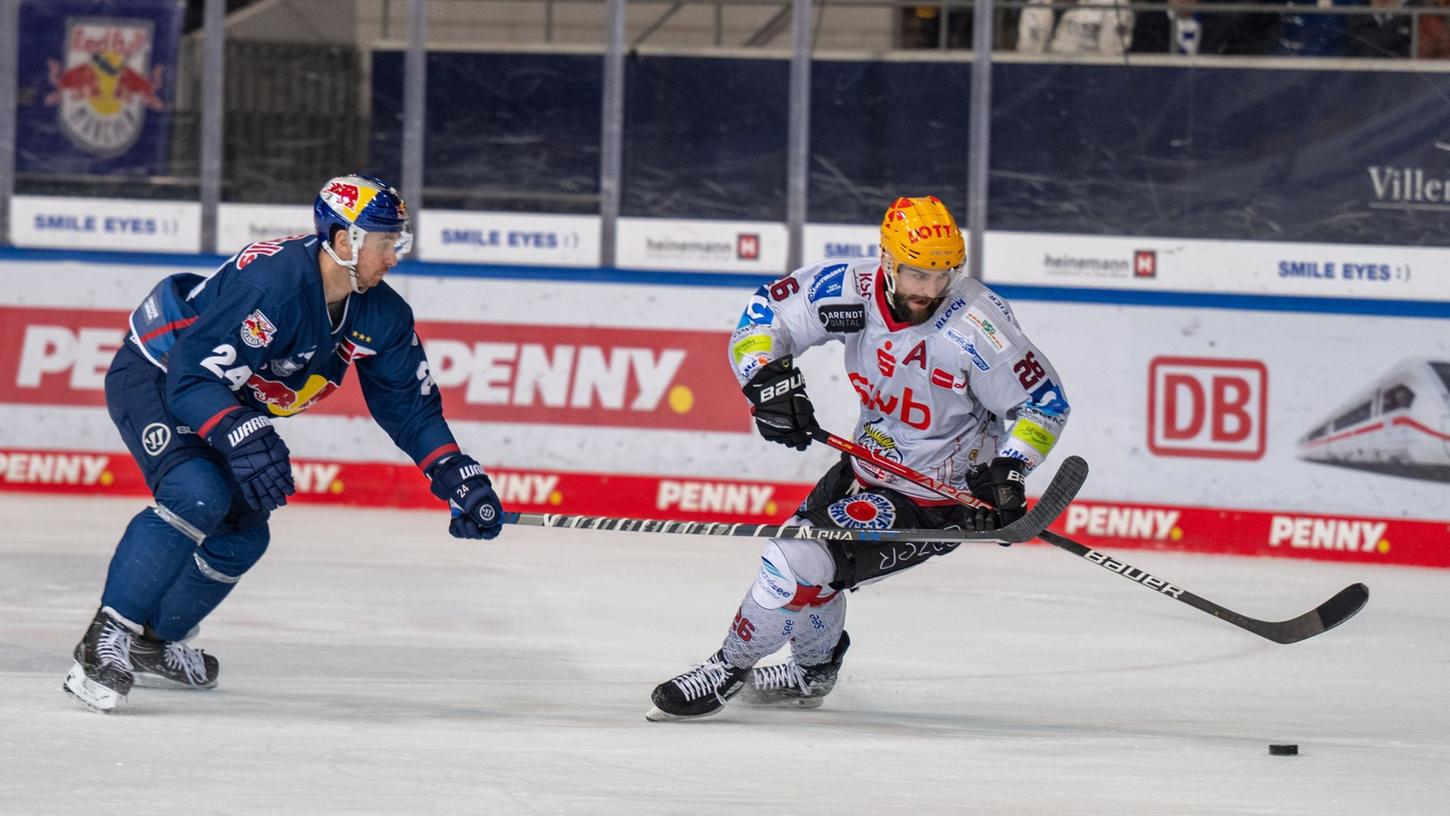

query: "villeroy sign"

left=1366, top=166, right=1450, bottom=211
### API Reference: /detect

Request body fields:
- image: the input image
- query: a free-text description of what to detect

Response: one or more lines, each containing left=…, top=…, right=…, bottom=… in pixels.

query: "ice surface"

left=1, top=495, right=1446, bottom=815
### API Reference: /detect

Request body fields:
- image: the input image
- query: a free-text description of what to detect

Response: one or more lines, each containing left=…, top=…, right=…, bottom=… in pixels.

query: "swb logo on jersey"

left=827, top=494, right=896, bottom=529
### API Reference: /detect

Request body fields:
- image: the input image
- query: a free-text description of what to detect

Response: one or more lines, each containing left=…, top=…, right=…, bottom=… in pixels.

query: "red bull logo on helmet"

left=324, top=182, right=360, bottom=212
left=322, top=180, right=380, bottom=222
left=44, top=19, right=166, bottom=159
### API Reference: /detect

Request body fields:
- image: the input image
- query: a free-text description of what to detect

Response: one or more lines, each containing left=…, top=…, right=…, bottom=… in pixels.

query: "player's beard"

left=891, top=291, right=942, bottom=326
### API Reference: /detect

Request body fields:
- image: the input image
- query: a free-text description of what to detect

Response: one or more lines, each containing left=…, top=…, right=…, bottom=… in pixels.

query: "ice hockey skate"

left=739, top=631, right=851, bottom=709
left=131, top=632, right=219, bottom=690
left=62, top=607, right=138, bottom=713
left=646, top=649, right=750, bottom=722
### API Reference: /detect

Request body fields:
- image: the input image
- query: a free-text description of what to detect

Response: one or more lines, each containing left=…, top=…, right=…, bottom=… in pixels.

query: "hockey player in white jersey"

left=647, top=196, right=1070, bottom=721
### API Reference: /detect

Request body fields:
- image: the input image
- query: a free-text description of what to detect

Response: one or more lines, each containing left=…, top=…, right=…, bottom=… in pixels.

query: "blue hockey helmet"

left=314, top=174, right=413, bottom=270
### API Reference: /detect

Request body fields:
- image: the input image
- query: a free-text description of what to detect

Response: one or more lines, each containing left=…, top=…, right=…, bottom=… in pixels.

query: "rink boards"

left=0, top=252, right=1446, bottom=568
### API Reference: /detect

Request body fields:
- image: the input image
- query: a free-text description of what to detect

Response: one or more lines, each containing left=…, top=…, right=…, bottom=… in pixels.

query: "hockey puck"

left=1269, top=744, right=1299, bottom=756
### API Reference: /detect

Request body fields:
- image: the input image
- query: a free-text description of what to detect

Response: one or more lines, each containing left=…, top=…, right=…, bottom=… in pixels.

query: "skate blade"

left=645, top=704, right=726, bottom=722
left=62, top=663, right=126, bottom=713
left=738, top=695, right=826, bottom=710
left=132, top=673, right=216, bottom=691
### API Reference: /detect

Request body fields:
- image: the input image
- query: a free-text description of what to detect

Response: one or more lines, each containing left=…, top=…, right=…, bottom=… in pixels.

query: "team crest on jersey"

left=827, top=493, right=897, bottom=529
left=44, top=19, right=166, bottom=159
left=240, top=310, right=277, bottom=348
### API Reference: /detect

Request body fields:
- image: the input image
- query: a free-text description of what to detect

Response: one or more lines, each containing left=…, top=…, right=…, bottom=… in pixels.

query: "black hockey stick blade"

left=1242, top=581, right=1370, bottom=645
left=994, top=455, right=1089, bottom=544
left=1040, top=530, right=1370, bottom=644
left=504, top=512, right=1040, bottom=544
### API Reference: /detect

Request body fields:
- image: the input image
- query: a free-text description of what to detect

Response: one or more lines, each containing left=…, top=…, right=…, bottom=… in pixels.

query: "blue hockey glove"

left=207, top=409, right=295, bottom=512
left=743, top=355, right=820, bottom=451
left=428, top=454, right=504, bottom=540
left=987, top=457, right=1028, bottom=529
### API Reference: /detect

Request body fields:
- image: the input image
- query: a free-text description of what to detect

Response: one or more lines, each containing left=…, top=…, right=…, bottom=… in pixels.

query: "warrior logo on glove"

left=429, top=454, right=505, bottom=540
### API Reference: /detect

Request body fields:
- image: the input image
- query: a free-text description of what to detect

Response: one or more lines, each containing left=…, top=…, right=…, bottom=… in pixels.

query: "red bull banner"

left=15, top=1, right=184, bottom=176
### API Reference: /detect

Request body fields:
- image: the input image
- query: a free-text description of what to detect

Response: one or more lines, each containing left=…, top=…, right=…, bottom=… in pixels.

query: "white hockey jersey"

left=729, top=258, right=1070, bottom=502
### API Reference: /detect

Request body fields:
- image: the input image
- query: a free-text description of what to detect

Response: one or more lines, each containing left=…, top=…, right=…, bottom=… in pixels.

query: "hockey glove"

left=987, top=457, right=1029, bottom=529
left=953, top=504, right=1003, bottom=535
left=743, top=356, right=820, bottom=451
left=207, top=409, right=295, bottom=512
left=428, top=454, right=504, bottom=540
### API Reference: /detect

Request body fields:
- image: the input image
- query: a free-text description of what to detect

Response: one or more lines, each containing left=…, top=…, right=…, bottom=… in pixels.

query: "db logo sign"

left=737, top=233, right=760, bottom=261
left=1148, top=357, right=1267, bottom=460
left=1134, top=250, right=1157, bottom=278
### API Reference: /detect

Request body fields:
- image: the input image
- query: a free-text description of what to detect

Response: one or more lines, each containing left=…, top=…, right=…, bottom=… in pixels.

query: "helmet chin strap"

left=322, top=225, right=368, bottom=294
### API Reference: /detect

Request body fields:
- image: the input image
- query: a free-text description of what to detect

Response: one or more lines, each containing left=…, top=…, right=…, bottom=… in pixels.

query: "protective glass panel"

left=622, top=54, right=788, bottom=220
left=11, top=0, right=197, bottom=252
left=222, top=0, right=367, bottom=206
left=808, top=59, right=970, bottom=224
left=14, top=0, right=191, bottom=198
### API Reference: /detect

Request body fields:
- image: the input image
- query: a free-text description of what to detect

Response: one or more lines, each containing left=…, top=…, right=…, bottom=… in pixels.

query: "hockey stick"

left=502, top=449, right=1086, bottom=545
left=813, top=430, right=1369, bottom=645
left=506, top=511, right=1033, bottom=545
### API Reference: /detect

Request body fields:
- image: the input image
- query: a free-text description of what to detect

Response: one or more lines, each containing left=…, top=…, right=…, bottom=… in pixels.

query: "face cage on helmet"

left=882, top=250, right=962, bottom=298
left=321, top=222, right=414, bottom=293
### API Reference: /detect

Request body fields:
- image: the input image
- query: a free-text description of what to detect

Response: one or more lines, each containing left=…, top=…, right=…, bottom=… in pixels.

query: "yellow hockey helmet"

left=879, top=195, right=965, bottom=271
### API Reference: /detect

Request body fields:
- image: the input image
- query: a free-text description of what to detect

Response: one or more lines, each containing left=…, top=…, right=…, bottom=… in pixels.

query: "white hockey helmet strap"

left=321, top=224, right=370, bottom=294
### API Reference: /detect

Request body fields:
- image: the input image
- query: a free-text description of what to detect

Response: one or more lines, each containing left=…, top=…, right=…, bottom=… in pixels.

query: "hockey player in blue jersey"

left=63, top=175, right=505, bottom=713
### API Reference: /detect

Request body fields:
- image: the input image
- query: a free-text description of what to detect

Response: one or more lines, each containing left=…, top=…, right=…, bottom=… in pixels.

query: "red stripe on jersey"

left=197, top=405, right=241, bottom=439
left=138, top=316, right=198, bottom=345
left=418, top=443, right=460, bottom=473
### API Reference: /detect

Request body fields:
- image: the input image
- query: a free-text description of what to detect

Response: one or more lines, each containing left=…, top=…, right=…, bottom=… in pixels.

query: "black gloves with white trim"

left=743, top=356, right=820, bottom=451
left=960, top=457, right=1029, bottom=545
left=986, top=456, right=1028, bottom=527
left=428, top=454, right=505, bottom=540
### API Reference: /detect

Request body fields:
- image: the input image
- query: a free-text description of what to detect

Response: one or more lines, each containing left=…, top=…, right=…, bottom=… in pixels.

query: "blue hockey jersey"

left=127, top=234, right=459, bottom=471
